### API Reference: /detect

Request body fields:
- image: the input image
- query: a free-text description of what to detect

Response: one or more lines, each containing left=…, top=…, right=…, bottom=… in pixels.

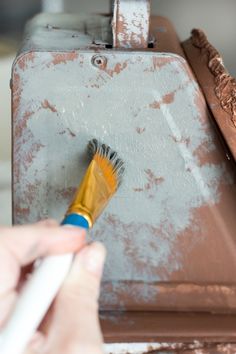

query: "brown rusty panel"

left=183, top=29, right=236, bottom=161
left=100, top=282, right=236, bottom=313
left=150, top=16, right=185, bottom=58
left=101, top=311, right=236, bottom=344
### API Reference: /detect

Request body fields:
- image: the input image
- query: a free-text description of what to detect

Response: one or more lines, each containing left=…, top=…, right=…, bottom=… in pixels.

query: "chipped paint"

left=50, top=52, right=78, bottom=66
left=136, top=127, right=146, bottom=134
left=12, top=48, right=236, bottom=312
left=112, top=0, right=150, bottom=48
left=133, top=169, right=164, bottom=198
left=41, top=99, right=57, bottom=112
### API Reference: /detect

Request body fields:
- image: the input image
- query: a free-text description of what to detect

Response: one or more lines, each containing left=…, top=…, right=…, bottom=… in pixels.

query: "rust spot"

left=106, top=213, right=120, bottom=227
left=13, top=109, right=45, bottom=184
left=149, top=100, right=161, bottom=109
left=90, top=83, right=100, bottom=88
left=150, top=80, right=191, bottom=109
left=150, top=91, right=175, bottom=109
left=105, top=61, right=128, bottom=77
left=193, top=140, right=222, bottom=167
left=163, top=91, right=175, bottom=104
left=12, top=72, right=22, bottom=123
left=50, top=52, right=78, bottom=66
left=133, top=187, right=143, bottom=192
left=136, top=127, right=146, bottom=134
left=15, top=206, right=30, bottom=217
left=134, top=169, right=164, bottom=196
left=24, top=182, right=41, bottom=204
left=145, top=169, right=164, bottom=187
left=12, top=69, right=46, bottom=185
left=152, top=56, right=169, bottom=70
left=24, top=142, right=45, bottom=166
left=15, top=111, right=34, bottom=139
left=56, top=187, right=77, bottom=200
left=41, top=99, right=57, bottom=113
left=17, top=52, right=35, bottom=71
left=86, top=61, right=129, bottom=89
left=144, top=57, right=175, bottom=73
left=170, top=135, right=190, bottom=146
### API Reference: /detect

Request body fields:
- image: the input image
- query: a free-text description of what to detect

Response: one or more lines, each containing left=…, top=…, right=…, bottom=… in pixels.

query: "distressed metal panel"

left=183, top=30, right=236, bottom=161
left=12, top=50, right=236, bottom=312
left=21, top=13, right=112, bottom=53
left=112, top=0, right=150, bottom=48
left=102, top=311, right=236, bottom=347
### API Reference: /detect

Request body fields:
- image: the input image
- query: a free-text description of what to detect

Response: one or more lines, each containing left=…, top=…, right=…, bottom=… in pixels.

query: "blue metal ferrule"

left=61, top=213, right=89, bottom=229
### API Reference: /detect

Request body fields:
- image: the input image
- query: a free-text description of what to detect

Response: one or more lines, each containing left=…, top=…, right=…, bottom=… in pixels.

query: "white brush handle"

left=0, top=253, right=73, bottom=354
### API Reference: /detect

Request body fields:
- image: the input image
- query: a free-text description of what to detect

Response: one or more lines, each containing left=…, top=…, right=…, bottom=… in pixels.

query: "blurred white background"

left=0, top=0, right=236, bottom=224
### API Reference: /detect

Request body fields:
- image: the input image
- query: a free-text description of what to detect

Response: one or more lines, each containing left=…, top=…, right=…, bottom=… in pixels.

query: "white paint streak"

left=156, top=90, right=212, bottom=202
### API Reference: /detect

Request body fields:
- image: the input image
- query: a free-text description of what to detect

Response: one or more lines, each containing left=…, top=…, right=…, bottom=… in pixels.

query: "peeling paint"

left=136, top=127, right=145, bottom=134
left=112, top=0, right=150, bottom=48
left=17, top=52, right=36, bottom=71
left=12, top=50, right=236, bottom=311
left=41, top=99, right=57, bottom=112
left=50, top=52, right=78, bottom=66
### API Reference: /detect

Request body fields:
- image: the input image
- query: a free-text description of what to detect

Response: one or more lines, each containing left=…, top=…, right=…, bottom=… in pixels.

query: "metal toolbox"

left=12, top=1, right=236, bottom=349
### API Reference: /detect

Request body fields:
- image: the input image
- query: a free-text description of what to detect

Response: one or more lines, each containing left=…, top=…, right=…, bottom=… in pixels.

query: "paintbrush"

left=0, top=139, right=124, bottom=354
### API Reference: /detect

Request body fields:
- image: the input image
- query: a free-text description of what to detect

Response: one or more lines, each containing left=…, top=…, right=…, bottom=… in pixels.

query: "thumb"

left=45, top=242, right=106, bottom=354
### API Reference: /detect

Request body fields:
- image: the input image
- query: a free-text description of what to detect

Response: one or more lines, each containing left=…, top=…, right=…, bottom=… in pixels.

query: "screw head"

left=91, top=55, right=107, bottom=69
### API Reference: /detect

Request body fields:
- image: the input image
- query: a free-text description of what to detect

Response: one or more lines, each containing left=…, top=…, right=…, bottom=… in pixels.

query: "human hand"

left=0, top=220, right=106, bottom=354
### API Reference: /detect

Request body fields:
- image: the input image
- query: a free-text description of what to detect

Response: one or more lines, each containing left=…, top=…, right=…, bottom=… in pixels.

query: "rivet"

left=91, top=55, right=107, bottom=69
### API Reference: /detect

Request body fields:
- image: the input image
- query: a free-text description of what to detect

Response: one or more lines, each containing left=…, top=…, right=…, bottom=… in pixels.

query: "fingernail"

left=78, top=242, right=106, bottom=277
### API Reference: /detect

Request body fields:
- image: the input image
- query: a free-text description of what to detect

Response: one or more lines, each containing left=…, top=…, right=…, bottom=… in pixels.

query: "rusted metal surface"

left=183, top=29, right=236, bottom=161
left=112, top=0, right=151, bottom=48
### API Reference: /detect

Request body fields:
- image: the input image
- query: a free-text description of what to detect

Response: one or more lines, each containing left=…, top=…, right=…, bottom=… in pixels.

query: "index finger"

left=0, top=222, right=86, bottom=267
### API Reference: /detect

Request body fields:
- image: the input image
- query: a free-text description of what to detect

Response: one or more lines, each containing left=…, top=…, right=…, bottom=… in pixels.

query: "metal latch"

left=112, top=0, right=151, bottom=48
